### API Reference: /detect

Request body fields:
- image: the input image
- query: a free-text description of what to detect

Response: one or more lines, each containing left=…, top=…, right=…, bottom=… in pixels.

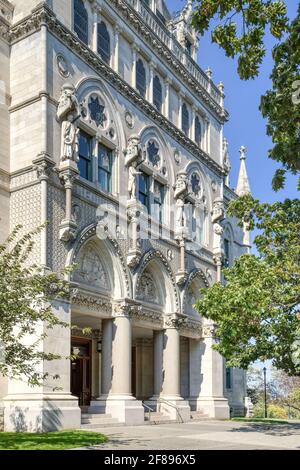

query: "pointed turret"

left=236, top=146, right=251, bottom=196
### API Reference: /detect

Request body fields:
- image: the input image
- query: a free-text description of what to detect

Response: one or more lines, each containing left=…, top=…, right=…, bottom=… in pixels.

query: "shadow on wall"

left=8, top=401, right=63, bottom=433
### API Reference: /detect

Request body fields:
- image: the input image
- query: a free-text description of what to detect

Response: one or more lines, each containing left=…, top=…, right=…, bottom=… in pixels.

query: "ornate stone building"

left=0, top=0, right=251, bottom=431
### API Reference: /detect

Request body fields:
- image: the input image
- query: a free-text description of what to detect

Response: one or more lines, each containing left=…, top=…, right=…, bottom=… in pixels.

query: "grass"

left=0, top=430, right=107, bottom=450
left=231, top=417, right=290, bottom=425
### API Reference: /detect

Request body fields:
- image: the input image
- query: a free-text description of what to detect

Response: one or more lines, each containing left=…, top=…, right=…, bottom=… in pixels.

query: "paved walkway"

left=83, top=420, right=300, bottom=450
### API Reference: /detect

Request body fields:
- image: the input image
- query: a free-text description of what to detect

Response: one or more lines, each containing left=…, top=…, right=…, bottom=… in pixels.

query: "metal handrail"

left=157, top=398, right=184, bottom=423
left=142, top=401, right=155, bottom=422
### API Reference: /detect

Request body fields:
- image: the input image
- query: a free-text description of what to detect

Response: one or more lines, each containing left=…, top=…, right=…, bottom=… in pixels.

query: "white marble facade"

left=0, top=0, right=251, bottom=431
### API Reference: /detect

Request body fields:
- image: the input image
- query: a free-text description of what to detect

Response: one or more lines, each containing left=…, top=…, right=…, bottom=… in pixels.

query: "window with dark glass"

left=153, top=181, right=165, bottom=224
left=74, top=0, right=88, bottom=45
left=195, top=116, right=202, bottom=146
left=182, top=103, right=190, bottom=136
left=185, top=38, right=192, bottom=56
left=98, top=144, right=113, bottom=192
left=136, top=59, right=146, bottom=98
left=224, top=238, right=230, bottom=267
left=226, top=367, right=232, bottom=389
left=97, top=21, right=111, bottom=64
left=78, top=131, right=93, bottom=181
left=153, top=76, right=162, bottom=112
left=147, top=141, right=160, bottom=167
left=138, top=172, right=150, bottom=211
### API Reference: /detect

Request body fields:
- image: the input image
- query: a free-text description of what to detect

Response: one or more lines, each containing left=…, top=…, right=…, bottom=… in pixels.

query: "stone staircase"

left=190, top=410, right=210, bottom=421
left=144, top=411, right=175, bottom=425
left=81, top=411, right=122, bottom=429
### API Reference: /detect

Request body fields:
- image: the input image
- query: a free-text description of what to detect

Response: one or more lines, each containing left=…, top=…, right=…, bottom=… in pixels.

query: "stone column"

left=113, top=25, right=120, bottom=73
left=148, top=330, right=164, bottom=405
left=101, top=319, right=113, bottom=397
left=33, top=154, right=55, bottom=269
left=191, top=105, right=196, bottom=142
left=3, top=300, right=81, bottom=432
left=164, top=77, right=170, bottom=119
left=189, top=338, right=203, bottom=411
left=92, top=5, right=99, bottom=53
left=148, top=61, right=155, bottom=104
left=132, top=44, right=139, bottom=89
left=159, top=318, right=190, bottom=421
left=105, top=303, right=144, bottom=425
left=197, top=322, right=230, bottom=418
left=178, top=92, right=183, bottom=130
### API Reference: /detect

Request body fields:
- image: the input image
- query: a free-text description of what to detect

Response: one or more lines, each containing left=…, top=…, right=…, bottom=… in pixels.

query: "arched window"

left=153, top=76, right=162, bottom=112
left=224, top=238, right=230, bottom=268
left=136, top=59, right=146, bottom=98
left=97, top=21, right=111, bottom=64
left=74, top=0, right=88, bottom=45
left=182, top=103, right=190, bottom=136
left=195, top=116, right=202, bottom=146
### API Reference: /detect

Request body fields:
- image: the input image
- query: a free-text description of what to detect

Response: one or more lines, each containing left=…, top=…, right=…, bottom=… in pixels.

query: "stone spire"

left=236, top=146, right=251, bottom=196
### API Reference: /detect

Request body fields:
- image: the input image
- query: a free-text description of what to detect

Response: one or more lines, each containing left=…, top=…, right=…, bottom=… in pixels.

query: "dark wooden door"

left=71, top=339, right=91, bottom=406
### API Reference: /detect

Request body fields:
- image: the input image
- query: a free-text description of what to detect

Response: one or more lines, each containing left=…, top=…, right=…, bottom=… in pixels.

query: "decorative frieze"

left=72, top=291, right=112, bottom=315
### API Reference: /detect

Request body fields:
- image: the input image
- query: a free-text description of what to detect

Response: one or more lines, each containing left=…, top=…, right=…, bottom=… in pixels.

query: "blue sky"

left=166, top=0, right=299, bottom=203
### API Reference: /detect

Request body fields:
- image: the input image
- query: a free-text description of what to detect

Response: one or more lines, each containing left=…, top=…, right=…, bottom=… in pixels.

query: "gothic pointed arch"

left=183, top=269, right=210, bottom=318
left=134, top=250, right=180, bottom=313
left=67, top=223, right=131, bottom=298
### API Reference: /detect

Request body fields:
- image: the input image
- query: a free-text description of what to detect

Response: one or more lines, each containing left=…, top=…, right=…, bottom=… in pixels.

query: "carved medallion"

left=56, top=54, right=70, bottom=78
left=125, top=111, right=134, bottom=129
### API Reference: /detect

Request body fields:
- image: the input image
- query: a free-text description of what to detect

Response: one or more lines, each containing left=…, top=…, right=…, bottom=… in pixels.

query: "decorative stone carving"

left=56, top=53, right=70, bottom=78
left=72, top=292, right=112, bottom=315
left=136, top=271, right=159, bottom=304
left=174, top=171, right=190, bottom=231
left=211, top=197, right=225, bottom=279
left=223, top=138, right=231, bottom=175
left=57, top=83, right=80, bottom=163
left=125, top=136, right=143, bottom=201
left=74, top=245, right=109, bottom=290
left=125, top=111, right=134, bottom=129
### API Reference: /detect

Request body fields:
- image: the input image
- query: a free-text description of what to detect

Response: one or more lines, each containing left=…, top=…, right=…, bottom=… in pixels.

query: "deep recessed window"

left=136, top=59, right=146, bottom=98
left=138, top=172, right=150, bottom=211
left=153, top=181, right=165, bottom=224
left=78, top=131, right=93, bottom=181
left=185, top=38, right=193, bottom=56
left=147, top=141, right=160, bottom=167
left=98, top=144, right=113, bottom=193
left=224, top=239, right=230, bottom=267
left=195, top=116, right=202, bottom=146
left=98, top=21, right=111, bottom=64
left=182, top=103, right=190, bottom=136
left=153, top=76, right=162, bottom=112
left=74, top=0, right=88, bottom=45
left=226, top=367, right=232, bottom=389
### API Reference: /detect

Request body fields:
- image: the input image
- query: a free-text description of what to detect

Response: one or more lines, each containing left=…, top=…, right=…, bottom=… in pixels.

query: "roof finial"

left=236, top=146, right=251, bottom=196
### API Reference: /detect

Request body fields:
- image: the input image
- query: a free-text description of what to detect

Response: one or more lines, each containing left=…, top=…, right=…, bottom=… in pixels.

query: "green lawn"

left=231, top=417, right=290, bottom=425
left=0, top=431, right=107, bottom=450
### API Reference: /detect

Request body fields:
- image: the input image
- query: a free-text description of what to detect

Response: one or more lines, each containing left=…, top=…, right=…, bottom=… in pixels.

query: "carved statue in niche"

left=223, top=138, right=231, bottom=178
left=211, top=197, right=225, bottom=225
left=57, top=83, right=80, bottom=163
left=125, top=136, right=143, bottom=201
left=128, top=161, right=141, bottom=201
left=174, top=171, right=190, bottom=228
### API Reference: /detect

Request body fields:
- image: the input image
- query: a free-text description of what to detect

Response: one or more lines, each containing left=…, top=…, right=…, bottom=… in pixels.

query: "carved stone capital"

left=59, top=219, right=78, bottom=242
left=202, top=323, right=216, bottom=338
left=32, top=153, right=55, bottom=181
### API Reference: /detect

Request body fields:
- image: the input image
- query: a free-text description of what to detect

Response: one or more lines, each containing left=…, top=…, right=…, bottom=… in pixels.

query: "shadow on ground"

left=229, top=423, right=300, bottom=437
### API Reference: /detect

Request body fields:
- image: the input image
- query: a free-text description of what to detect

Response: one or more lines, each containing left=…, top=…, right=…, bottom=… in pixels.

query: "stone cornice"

left=110, top=0, right=228, bottom=122
left=6, top=4, right=225, bottom=178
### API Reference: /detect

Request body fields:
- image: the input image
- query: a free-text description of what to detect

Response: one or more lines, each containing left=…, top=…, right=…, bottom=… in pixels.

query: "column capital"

left=114, top=24, right=121, bottom=34
left=149, top=60, right=157, bottom=70
left=165, top=77, right=172, bottom=85
left=33, top=152, right=55, bottom=182
left=164, top=313, right=186, bottom=330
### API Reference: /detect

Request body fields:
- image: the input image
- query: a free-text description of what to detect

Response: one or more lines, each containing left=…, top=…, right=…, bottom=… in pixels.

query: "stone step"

left=81, top=421, right=123, bottom=429
left=144, top=412, right=175, bottom=425
left=190, top=411, right=210, bottom=421
left=81, top=413, right=113, bottom=420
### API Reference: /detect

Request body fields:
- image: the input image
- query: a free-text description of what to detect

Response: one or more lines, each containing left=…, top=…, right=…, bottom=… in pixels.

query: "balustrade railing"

left=124, top=0, right=222, bottom=106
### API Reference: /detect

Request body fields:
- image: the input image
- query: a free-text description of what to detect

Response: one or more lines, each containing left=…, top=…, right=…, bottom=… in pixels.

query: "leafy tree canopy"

left=195, top=196, right=300, bottom=375
left=192, top=1, right=300, bottom=189
left=0, top=226, right=71, bottom=386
